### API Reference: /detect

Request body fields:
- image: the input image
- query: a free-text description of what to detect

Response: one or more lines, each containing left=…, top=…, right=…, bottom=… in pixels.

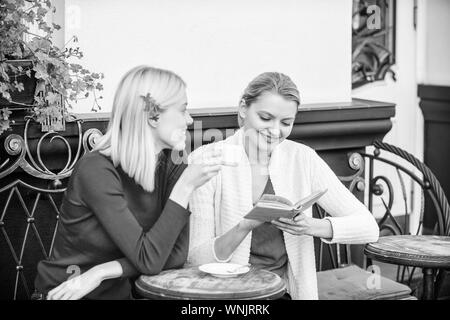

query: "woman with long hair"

left=34, top=66, right=227, bottom=299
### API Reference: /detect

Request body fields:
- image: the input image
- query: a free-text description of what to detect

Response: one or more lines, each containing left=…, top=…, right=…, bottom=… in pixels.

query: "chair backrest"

left=371, top=141, right=450, bottom=236
left=316, top=140, right=450, bottom=272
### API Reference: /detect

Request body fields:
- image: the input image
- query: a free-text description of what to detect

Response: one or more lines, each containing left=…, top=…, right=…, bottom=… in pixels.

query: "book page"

left=293, top=189, right=328, bottom=210
left=259, top=194, right=293, bottom=207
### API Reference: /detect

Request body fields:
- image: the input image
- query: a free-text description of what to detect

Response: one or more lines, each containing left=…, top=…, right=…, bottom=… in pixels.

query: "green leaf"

left=45, top=92, right=60, bottom=106
left=0, top=90, right=12, bottom=101
left=37, top=7, right=48, bottom=17
left=1, top=108, right=12, bottom=120
left=33, top=63, right=49, bottom=80
left=14, top=82, right=24, bottom=92
left=0, top=119, right=11, bottom=135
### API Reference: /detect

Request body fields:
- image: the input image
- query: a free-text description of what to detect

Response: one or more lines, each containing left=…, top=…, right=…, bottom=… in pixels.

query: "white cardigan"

left=187, top=129, right=379, bottom=300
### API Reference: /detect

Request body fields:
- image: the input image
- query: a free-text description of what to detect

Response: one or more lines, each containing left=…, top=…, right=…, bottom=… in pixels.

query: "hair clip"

left=141, top=93, right=160, bottom=121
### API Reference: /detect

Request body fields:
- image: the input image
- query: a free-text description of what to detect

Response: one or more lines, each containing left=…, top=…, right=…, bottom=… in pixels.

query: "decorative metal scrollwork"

left=82, top=128, right=103, bottom=152
left=338, top=152, right=366, bottom=193
left=1, top=134, right=27, bottom=178
left=0, top=118, right=104, bottom=182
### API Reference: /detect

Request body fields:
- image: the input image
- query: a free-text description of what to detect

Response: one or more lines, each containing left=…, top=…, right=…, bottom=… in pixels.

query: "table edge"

left=135, top=279, right=286, bottom=300
left=364, top=245, right=450, bottom=268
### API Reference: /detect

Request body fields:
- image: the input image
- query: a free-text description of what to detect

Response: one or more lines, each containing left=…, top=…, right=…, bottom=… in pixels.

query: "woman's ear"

left=238, top=99, right=247, bottom=120
left=147, top=117, right=159, bottom=128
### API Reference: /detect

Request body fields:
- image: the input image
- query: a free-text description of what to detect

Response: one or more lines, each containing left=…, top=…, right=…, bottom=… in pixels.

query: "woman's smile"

left=259, top=130, right=281, bottom=144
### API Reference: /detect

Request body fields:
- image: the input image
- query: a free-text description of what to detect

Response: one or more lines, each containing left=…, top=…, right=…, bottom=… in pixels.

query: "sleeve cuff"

left=117, top=258, right=139, bottom=278
left=212, top=237, right=233, bottom=263
left=319, top=217, right=335, bottom=244
left=165, top=199, right=191, bottom=217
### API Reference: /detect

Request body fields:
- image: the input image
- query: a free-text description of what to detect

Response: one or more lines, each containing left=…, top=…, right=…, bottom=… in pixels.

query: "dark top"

left=249, top=179, right=288, bottom=277
left=34, top=150, right=190, bottom=300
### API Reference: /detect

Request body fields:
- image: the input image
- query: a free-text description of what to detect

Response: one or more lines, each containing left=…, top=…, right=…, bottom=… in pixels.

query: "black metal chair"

left=316, top=140, right=450, bottom=300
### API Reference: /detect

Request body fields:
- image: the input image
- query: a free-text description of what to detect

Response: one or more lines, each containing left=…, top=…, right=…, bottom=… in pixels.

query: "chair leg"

left=422, top=268, right=435, bottom=300
left=365, top=257, right=373, bottom=268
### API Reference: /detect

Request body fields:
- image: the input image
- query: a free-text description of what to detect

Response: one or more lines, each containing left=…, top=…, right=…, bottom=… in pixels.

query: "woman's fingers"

left=48, top=282, right=65, bottom=295
left=206, top=156, right=236, bottom=167
left=277, top=218, right=299, bottom=226
left=48, top=287, right=66, bottom=300
left=191, top=148, right=238, bottom=167
left=47, top=282, right=67, bottom=300
left=192, top=149, right=222, bottom=164
left=71, top=291, right=84, bottom=300
left=272, top=220, right=307, bottom=235
left=293, top=213, right=305, bottom=222
left=204, top=164, right=222, bottom=173
left=280, top=216, right=306, bottom=224
left=47, top=276, right=83, bottom=300
left=60, top=290, right=74, bottom=300
left=272, top=220, right=293, bottom=229
left=201, top=165, right=221, bottom=182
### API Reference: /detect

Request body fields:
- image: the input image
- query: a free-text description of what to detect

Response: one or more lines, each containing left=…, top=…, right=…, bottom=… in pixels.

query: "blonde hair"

left=93, top=65, right=186, bottom=192
left=238, top=72, right=300, bottom=127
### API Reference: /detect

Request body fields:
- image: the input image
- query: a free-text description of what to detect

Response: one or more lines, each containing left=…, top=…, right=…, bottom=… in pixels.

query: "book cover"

left=243, top=189, right=327, bottom=222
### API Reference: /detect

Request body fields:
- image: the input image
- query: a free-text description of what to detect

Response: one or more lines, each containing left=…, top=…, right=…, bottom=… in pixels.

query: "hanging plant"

left=0, top=0, right=104, bottom=135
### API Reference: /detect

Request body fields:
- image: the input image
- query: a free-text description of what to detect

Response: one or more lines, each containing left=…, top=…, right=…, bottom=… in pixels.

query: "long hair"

left=238, top=72, right=300, bottom=127
left=93, top=66, right=186, bottom=192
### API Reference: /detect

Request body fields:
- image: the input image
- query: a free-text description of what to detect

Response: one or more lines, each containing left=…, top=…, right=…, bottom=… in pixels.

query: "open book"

left=244, top=189, right=327, bottom=222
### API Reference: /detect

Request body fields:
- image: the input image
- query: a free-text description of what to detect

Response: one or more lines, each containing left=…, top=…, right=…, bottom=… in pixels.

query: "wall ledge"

left=4, top=98, right=395, bottom=155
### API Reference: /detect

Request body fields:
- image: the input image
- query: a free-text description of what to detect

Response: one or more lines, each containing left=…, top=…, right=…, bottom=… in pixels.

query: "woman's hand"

left=184, top=148, right=230, bottom=189
left=213, top=218, right=264, bottom=261
left=271, top=213, right=312, bottom=236
left=47, top=268, right=103, bottom=300
left=47, top=261, right=124, bottom=300
left=271, top=214, right=333, bottom=239
left=170, top=148, right=235, bottom=207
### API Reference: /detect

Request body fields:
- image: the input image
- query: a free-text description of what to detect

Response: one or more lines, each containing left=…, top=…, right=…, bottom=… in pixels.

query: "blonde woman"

left=34, top=66, right=227, bottom=300
left=187, top=72, right=379, bottom=300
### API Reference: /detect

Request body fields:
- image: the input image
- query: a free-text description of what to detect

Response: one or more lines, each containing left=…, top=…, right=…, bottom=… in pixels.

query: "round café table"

left=135, top=266, right=286, bottom=300
left=364, top=235, right=450, bottom=300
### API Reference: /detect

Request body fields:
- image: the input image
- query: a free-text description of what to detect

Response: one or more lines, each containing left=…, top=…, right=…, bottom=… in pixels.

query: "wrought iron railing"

left=0, top=118, right=102, bottom=299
